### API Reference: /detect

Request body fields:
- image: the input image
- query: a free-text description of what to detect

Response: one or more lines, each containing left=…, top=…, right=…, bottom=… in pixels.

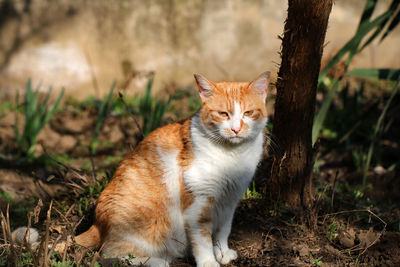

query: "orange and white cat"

left=75, top=71, right=270, bottom=267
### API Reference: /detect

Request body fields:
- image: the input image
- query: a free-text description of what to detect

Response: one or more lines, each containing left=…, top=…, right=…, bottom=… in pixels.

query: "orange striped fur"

left=75, top=71, right=270, bottom=267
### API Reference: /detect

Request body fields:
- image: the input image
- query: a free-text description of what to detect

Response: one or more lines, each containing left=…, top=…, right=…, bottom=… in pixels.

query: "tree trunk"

left=269, top=0, right=333, bottom=208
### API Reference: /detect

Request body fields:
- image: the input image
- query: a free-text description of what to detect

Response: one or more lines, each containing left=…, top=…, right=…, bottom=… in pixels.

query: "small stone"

left=299, top=246, right=310, bottom=257
left=374, top=166, right=386, bottom=175
left=358, top=227, right=380, bottom=249
left=338, top=228, right=355, bottom=248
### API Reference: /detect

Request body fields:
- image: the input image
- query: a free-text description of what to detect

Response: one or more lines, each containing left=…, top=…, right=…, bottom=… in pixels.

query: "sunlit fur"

left=74, top=72, right=270, bottom=267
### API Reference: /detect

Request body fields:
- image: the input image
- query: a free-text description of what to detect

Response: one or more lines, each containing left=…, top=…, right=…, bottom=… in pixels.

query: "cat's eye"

left=218, top=111, right=229, bottom=118
left=244, top=110, right=254, bottom=116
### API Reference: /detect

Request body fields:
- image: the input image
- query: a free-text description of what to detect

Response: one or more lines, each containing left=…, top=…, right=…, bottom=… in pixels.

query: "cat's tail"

left=11, top=225, right=101, bottom=253
left=74, top=225, right=101, bottom=249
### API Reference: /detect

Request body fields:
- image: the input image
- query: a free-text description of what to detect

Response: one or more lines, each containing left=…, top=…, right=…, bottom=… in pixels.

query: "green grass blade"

left=361, top=0, right=399, bottom=49
left=43, top=88, right=64, bottom=126
left=357, top=0, right=378, bottom=30
left=363, top=79, right=400, bottom=185
left=134, top=76, right=178, bottom=136
left=140, top=78, right=154, bottom=136
left=346, top=68, right=400, bottom=81
left=14, top=91, right=20, bottom=146
left=319, top=9, right=391, bottom=81
left=37, top=86, right=53, bottom=129
left=381, top=4, right=400, bottom=41
left=42, top=86, right=53, bottom=107
left=91, top=82, right=115, bottom=152
left=144, top=78, right=153, bottom=111
left=28, top=86, right=39, bottom=122
left=312, top=80, right=340, bottom=145
left=14, top=80, right=64, bottom=160
left=24, top=80, right=33, bottom=122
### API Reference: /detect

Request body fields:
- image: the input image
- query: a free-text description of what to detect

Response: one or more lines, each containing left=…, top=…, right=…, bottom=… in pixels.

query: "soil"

left=0, top=104, right=399, bottom=266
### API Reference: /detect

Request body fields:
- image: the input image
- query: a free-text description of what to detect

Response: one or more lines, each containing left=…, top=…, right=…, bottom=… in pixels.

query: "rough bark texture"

left=270, top=0, right=333, bottom=208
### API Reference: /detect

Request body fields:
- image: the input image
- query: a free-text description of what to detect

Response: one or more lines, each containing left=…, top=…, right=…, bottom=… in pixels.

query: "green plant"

left=0, top=247, right=9, bottom=266
left=352, top=147, right=367, bottom=171
left=319, top=0, right=399, bottom=81
left=90, top=82, right=117, bottom=153
left=332, top=75, right=400, bottom=184
left=50, top=260, right=75, bottom=267
left=0, top=101, right=18, bottom=115
left=361, top=79, right=399, bottom=185
left=14, top=80, right=64, bottom=161
left=346, top=68, right=400, bottom=81
left=311, top=258, right=322, bottom=266
left=138, top=78, right=182, bottom=136
left=18, top=251, right=34, bottom=266
left=187, top=94, right=202, bottom=113
left=243, top=181, right=262, bottom=199
left=312, top=0, right=400, bottom=145
left=0, top=190, right=37, bottom=227
left=103, top=155, right=123, bottom=166
left=327, top=221, right=338, bottom=241
left=312, top=79, right=340, bottom=145
left=77, top=176, right=110, bottom=216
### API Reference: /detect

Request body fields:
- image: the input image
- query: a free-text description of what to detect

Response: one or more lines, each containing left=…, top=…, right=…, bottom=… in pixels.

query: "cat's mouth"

left=228, top=136, right=245, bottom=143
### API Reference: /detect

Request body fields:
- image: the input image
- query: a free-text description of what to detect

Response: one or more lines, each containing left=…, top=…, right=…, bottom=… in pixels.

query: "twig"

left=2, top=205, right=18, bottom=266
left=47, top=235, right=62, bottom=263
left=64, top=204, right=76, bottom=219
left=317, top=182, right=329, bottom=204
left=62, top=236, right=69, bottom=262
left=266, top=226, right=284, bottom=239
left=89, top=243, right=105, bottom=267
left=323, top=208, right=387, bottom=256
left=321, top=209, right=370, bottom=224
left=31, top=172, right=52, bottom=200
left=1, top=214, right=7, bottom=244
left=367, top=208, right=387, bottom=227
left=43, top=201, right=53, bottom=267
left=89, top=150, right=98, bottom=183
left=33, top=199, right=43, bottom=224
left=330, top=170, right=339, bottom=208
left=41, top=144, right=82, bottom=173
left=20, top=213, right=32, bottom=254
left=118, top=91, right=144, bottom=140
left=72, top=216, right=85, bottom=235
left=52, top=206, right=70, bottom=224
left=89, top=251, right=101, bottom=267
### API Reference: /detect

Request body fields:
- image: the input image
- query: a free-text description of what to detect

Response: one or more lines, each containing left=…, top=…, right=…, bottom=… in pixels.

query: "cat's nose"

left=231, top=128, right=240, bottom=134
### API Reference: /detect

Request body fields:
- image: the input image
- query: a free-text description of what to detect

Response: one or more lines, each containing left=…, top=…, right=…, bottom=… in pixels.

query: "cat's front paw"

left=213, top=247, right=238, bottom=265
left=200, top=259, right=220, bottom=267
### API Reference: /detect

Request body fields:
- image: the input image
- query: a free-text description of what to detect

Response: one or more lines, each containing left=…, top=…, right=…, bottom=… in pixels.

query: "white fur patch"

left=185, top=113, right=265, bottom=265
left=188, top=114, right=264, bottom=202
left=158, top=148, right=187, bottom=257
left=230, top=101, right=242, bottom=132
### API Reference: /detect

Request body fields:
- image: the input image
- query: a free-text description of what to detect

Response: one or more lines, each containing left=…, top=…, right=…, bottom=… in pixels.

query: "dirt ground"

left=1, top=105, right=400, bottom=266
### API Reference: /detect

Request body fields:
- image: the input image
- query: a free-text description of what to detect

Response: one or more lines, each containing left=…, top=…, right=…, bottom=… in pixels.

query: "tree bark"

left=269, top=0, right=333, bottom=208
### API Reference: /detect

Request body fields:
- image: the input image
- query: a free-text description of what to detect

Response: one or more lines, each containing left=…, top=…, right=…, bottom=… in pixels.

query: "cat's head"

left=194, top=71, right=270, bottom=144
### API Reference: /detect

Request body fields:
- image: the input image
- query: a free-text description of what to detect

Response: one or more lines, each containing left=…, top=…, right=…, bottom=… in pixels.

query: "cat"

left=74, top=71, right=270, bottom=267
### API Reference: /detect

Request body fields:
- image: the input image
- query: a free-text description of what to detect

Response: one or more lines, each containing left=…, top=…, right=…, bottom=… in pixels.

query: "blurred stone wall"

left=0, top=0, right=399, bottom=98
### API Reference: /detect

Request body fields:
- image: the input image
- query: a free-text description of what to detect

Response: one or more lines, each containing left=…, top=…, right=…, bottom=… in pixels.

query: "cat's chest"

left=184, top=134, right=264, bottom=196
left=193, top=143, right=255, bottom=173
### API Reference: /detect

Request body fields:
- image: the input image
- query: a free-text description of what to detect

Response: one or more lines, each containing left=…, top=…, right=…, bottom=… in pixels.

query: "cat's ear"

left=194, top=74, right=217, bottom=102
left=249, top=71, right=270, bottom=102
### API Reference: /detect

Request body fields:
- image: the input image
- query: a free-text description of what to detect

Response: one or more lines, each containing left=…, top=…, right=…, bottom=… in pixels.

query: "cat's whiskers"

left=265, top=132, right=283, bottom=156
